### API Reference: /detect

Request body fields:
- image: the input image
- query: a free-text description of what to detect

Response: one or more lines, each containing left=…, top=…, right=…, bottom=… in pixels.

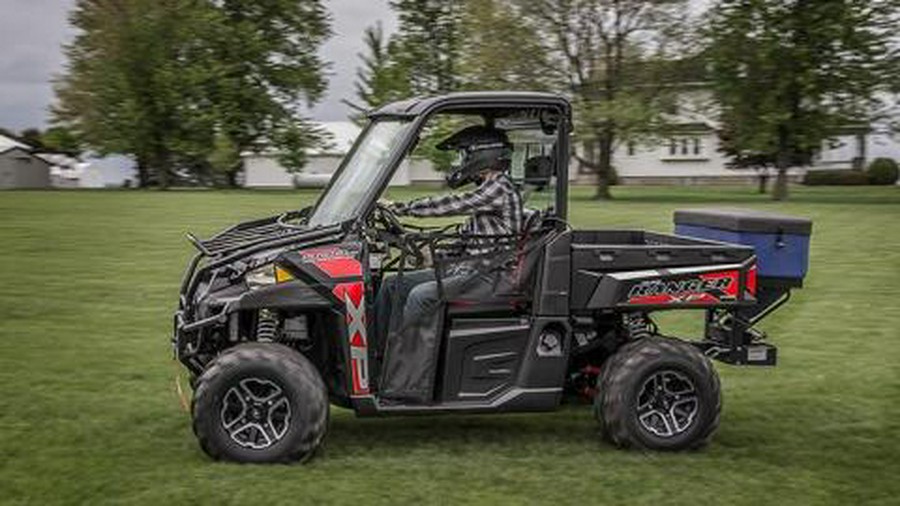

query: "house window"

left=663, top=136, right=706, bottom=159
left=627, top=141, right=636, bottom=156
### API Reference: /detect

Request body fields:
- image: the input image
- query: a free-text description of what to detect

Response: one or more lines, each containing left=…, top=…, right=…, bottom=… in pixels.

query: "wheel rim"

left=220, top=377, right=292, bottom=450
left=635, top=369, right=699, bottom=438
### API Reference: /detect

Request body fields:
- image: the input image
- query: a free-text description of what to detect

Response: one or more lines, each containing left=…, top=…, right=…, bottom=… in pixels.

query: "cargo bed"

left=569, top=230, right=756, bottom=310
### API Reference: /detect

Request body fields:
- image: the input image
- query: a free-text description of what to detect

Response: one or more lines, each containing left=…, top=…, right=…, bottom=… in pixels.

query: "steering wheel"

left=372, top=202, right=431, bottom=269
left=374, top=202, right=406, bottom=236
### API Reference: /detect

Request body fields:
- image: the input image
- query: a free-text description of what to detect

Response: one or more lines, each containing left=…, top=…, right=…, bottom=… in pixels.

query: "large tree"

left=350, top=0, right=550, bottom=110
left=456, top=0, right=554, bottom=91
left=349, top=2, right=466, bottom=170
left=55, top=0, right=209, bottom=187
left=390, top=0, right=465, bottom=95
left=54, top=0, right=331, bottom=188
left=515, top=0, right=695, bottom=199
left=344, top=22, right=411, bottom=113
left=708, top=0, right=900, bottom=200
left=202, top=0, right=332, bottom=186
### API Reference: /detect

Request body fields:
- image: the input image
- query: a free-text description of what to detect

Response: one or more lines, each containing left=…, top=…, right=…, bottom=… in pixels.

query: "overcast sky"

left=0, top=0, right=397, bottom=131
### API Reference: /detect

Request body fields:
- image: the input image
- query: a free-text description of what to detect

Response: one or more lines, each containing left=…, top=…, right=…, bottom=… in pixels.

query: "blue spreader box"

left=674, top=208, right=812, bottom=280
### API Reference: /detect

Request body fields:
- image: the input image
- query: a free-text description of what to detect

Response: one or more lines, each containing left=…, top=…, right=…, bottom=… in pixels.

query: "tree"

left=41, top=126, right=83, bottom=155
left=54, top=0, right=331, bottom=188
left=352, top=1, right=553, bottom=105
left=390, top=0, right=465, bottom=95
left=18, top=129, right=47, bottom=150
left=202, top=0, right=332, bottom=184
left=708, top=0, right=900, bottom=201
left=55, top=0, right=214, bottom=188
left=344, top=22, right=411, bottom=112
left=456, top=0, right=555, bottom=91
left=349, top=2, right=466, bottom=171
left=515, top=0, right=694, bottom=199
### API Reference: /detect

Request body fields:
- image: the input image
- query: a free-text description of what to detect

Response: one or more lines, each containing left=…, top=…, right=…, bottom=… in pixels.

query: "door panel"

left=439, top=318, right=530, bottom=402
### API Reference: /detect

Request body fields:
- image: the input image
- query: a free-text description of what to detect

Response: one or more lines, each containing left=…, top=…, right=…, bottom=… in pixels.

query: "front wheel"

left=594, top=337, right=721, bottom=451
left=191, top=343, right=328, bottom=463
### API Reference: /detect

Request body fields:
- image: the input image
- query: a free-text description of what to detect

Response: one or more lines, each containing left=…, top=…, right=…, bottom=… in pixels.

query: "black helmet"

left=437, top=125, right=512, bottom=189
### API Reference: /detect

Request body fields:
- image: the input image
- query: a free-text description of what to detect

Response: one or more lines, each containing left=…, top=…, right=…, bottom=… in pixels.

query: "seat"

left=445, top=217, right=554, bottom=314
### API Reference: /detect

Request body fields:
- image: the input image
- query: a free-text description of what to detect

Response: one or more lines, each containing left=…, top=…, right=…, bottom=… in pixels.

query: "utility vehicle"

left=173, top=92, right=811, bottom=463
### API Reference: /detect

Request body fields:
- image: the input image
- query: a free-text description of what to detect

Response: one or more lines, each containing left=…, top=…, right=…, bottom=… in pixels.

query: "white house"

left=37, top=152, right=89, bottom=188
left=243, top=121, right=444, bottom=188
left=244, top=104, right=898, bottom=188
left=604, top=88, right=897, bottom=184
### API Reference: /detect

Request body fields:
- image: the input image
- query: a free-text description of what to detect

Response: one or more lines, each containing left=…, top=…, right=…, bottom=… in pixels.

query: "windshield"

left=307, top=119, right=413, bottom=227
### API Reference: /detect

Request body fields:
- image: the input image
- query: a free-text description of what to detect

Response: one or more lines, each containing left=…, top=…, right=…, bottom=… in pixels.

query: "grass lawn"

left=1, top=185, right=898, bottom=505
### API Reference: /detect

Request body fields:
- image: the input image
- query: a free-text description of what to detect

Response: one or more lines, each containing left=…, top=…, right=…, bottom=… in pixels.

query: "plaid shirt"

left=390, top=173, right=524, bottom=255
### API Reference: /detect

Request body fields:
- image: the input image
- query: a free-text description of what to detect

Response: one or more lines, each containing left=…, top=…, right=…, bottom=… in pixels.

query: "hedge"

left=867, top=158, right=899, bottom=185
left=802, top=170, right=870, bottom=186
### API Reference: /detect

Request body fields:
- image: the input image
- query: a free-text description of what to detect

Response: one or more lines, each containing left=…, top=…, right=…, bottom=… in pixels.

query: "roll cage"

left=310, top=91, right=572, bottom=232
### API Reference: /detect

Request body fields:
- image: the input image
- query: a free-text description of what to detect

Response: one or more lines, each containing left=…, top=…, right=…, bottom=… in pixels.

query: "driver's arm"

left=390, top=178, right=505, bottom=218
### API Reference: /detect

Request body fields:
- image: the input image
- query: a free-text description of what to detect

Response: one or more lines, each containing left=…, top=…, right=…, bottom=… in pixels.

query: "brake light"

left=747, top=265, right=758, bottom=296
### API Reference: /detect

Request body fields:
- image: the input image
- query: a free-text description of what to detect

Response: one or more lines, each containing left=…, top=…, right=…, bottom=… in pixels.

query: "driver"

left=375, top=125, right=524, bottom=404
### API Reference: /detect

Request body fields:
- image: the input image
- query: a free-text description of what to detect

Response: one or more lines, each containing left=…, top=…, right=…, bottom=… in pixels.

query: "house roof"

left=34, top=152, right=82, bottom=170
left=0, top=134, right=29, bottom=154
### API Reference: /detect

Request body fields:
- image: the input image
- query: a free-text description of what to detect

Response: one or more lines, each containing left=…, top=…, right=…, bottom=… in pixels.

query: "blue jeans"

left=375, top=267, right=498, bottom=402
left=374, top=269, right=436, bottom=359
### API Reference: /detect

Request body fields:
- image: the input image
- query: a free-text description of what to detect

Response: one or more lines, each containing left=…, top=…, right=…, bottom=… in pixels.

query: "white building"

left=243, top=122, right=444, bottom=188
left=602, top=88, right=898, bottom=184
left=244, top=110, right=898, bottom=188
left=0, top=134, right=51, bottom=189
left=0, top=133, right=115, bottom=188
left=37, top=152, right=89, bottom=188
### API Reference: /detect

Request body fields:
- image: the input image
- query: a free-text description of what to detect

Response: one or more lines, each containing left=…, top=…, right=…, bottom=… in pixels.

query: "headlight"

left=245, top=264, right=294, bottom=289
left=245, top=264, right=276, bottom=289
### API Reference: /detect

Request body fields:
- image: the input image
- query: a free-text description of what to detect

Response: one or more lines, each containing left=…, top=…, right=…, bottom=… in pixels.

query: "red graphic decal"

left=333, top=281, right=364, bottom=307
left=332, top=281, right=369, bottom=396
left=627, top=270, right=739, bottom=305
left=314, top=257, right=363, bottom=278
left=699, top=270, right=739, bottom=298
left=300, top=247, right=363, bottom=278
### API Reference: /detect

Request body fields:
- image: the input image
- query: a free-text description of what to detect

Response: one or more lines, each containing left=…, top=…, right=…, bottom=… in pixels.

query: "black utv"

left=173, top=92, right=812, bottom=463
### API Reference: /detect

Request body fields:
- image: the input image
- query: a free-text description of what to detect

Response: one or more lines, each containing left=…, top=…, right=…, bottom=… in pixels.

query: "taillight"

left=747, top=265, right=758, bottom=296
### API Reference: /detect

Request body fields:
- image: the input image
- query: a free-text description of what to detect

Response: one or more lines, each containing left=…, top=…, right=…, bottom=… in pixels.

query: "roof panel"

left=369, top=91, right=571, bottom=118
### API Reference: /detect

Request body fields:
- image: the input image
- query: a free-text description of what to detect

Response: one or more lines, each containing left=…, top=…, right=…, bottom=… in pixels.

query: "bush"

left=867, top=158, right=899, bottom=185
left=802, top=170, right=870, bottom=186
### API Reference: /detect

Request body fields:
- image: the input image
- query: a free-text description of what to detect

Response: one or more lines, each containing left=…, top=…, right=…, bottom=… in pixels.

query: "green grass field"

left=1, top=185, right=898, bottom=505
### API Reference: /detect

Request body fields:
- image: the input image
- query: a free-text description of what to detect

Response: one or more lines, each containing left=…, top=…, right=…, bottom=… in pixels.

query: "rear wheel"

left=192, top=343, right=328, bottom=463
left=594, top=337, right=721, bottom=450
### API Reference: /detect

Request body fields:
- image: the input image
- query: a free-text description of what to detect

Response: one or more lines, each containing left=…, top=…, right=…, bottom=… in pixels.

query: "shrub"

left=866, top=158, right=899, bottom=185
left=802, top=170, right=870, bottom=186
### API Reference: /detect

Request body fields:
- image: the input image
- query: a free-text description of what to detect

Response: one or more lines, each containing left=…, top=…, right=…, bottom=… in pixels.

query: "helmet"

left=437, top=125, right=512, bottom=189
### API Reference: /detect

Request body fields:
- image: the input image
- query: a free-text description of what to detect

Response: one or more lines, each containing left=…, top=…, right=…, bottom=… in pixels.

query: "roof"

left=369, top=91, right=571, bottom=118
left=0, top=134, right=29, bottom=154
left=34, top=152, right=82, bottom=170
